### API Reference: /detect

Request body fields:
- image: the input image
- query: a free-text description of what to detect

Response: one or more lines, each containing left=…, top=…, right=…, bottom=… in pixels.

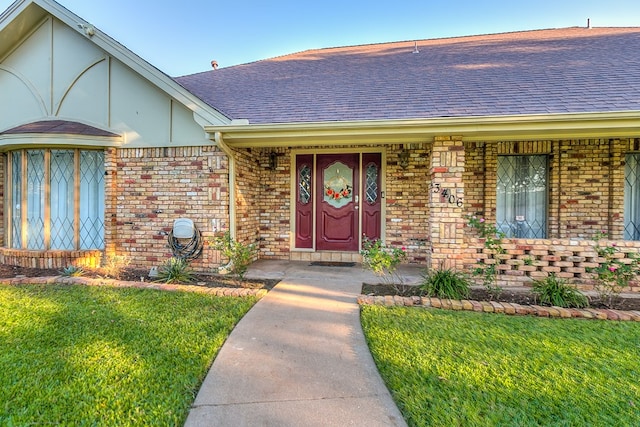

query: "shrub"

left=466, top=215, right=505, bottom=299
left=155, top=257, right=195, bottom=284
left=60, top=265, right=85, bottom=277
left=420, top=267, right=470, bottom=299
left=532, top=274, right=588, bottom=308
left=360, top=237, right=407, bottom=285
left=586, top=232, right=640, bottom=308
left=211, top=232, right=257, bottom=280
left=101, top=254, right=131, bottom=279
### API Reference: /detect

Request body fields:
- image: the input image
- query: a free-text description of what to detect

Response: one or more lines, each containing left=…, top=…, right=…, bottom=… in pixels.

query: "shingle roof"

left=176, top=27, right=640, bottom=125
left=0, top=120, right=120, bottom=137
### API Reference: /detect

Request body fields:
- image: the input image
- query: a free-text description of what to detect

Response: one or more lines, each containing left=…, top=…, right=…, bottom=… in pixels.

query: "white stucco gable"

left=0, top=0, right=229, bottom=148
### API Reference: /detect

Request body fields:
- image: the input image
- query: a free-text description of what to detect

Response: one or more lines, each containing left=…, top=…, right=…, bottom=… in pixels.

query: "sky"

left=2, top=0, right=639, bottom=76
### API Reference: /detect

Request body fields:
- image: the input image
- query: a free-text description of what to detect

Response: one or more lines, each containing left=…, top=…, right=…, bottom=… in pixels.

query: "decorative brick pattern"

left=463, top=237, right=640, bottom=291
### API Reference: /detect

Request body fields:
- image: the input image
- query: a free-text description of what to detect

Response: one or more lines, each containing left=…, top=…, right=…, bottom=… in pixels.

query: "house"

left=2, top=0, right=640, bottom=290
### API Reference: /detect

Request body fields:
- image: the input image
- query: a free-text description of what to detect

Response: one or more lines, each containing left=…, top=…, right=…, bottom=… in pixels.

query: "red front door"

left=316, top=154, right=359, bottom=251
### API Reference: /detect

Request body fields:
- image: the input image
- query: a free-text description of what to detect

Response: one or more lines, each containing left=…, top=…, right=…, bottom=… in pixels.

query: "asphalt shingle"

left=175, top=27, right=640, bottom=124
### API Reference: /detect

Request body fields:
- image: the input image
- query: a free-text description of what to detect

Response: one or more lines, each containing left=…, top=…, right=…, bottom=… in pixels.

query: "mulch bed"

left=362, top=283, right=640, bottom=311
left=0, top=265, right=279, bottom=290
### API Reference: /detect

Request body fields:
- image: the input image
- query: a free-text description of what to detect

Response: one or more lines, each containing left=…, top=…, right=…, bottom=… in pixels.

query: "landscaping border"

left=0, top=276, right=268, bottom=298
left=358, top=294, right=640, bottom=321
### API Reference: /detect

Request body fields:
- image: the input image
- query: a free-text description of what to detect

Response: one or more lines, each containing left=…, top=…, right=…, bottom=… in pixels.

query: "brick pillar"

left=429, top=136, right=466, bottom=270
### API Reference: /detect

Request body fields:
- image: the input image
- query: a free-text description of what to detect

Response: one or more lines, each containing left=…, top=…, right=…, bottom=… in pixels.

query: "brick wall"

left=385, top=143, right=431, bottom=263
left=462, top=138, right=640, bottom=290
left=463, top=236, right=640, bottom=291
left=112, top=146, right=226, bottom=271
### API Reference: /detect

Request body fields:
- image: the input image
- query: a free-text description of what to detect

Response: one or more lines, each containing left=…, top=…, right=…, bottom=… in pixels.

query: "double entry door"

left=294, top=153, right=382, bottom=251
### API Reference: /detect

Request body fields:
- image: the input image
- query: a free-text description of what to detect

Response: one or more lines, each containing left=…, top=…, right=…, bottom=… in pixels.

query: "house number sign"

left=431, top=183, right=463, bottom=207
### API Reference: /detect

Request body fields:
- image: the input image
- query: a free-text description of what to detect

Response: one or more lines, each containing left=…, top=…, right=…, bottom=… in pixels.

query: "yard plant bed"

left=0, top=264, right=278, bottom=290
left=362, top=283, right=640, bottom=311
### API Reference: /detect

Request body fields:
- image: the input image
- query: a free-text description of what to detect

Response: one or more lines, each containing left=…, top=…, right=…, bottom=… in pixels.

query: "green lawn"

left=0, top=284, right=257, bottom=426
left=361, top=305, right=640, bottom=427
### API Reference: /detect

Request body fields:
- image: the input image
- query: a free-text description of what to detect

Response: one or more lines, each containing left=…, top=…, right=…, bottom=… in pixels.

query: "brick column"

left=429, top=136, right=466, bottom=270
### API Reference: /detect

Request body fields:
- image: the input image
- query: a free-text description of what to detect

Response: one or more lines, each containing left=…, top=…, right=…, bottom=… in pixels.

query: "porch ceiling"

left=206, top=111, right=640, bottom=148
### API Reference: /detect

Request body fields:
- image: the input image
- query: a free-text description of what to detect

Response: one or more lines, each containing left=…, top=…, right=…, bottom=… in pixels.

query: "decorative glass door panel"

left=362, top=153, right=382, bottom=240
left=316, top=154, right=359, bottom=251
left=295, top=155, right=313, bottom=248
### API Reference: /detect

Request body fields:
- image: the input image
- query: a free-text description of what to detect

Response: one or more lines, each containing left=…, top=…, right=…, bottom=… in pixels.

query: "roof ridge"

left=284, top=26, right=640, bottom=57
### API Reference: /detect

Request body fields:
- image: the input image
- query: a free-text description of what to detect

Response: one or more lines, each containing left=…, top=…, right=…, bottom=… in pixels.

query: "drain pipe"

left=213, top=131, right=236, bottom=239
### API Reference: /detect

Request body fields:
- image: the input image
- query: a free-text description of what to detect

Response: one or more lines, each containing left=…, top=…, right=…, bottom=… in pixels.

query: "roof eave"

left=205, top=111, right=640, bottom=148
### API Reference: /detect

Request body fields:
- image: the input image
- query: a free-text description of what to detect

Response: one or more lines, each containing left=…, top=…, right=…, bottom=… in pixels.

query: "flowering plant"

left=586, top=231, right=640, bottom=307
left=360, top=237, right=406, bottom=284
left=325, top=184, right=352, bottom=200
left=466, top=215, right=506, bottom=298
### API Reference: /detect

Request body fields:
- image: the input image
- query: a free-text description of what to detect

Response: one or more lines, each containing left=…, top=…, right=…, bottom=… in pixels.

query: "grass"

left=361, top=305, right=640, bottom=427
left=0, top=284, right=257, bottom=426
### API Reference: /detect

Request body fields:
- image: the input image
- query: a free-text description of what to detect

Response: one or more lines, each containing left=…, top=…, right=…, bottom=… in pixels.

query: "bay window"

left=7, top=149, right=105, bottom=250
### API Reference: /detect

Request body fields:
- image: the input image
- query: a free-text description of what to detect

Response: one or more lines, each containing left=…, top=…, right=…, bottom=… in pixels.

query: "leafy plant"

left=155, top=257, right=195, bottom=284
left=532, top=273, right=588, bottom=308
left=100, top=254, right=131, bottom=279
left=466, top=215, right=506, bottom=299
left=211, top=232, right=257, bottom=280
left=420, top=267, right=470, bottom=299
left=586, top=231, right=640, bottom=308
left=60, top=265, right=85, bottom=277
left=360, top=237, right=407, bottom=285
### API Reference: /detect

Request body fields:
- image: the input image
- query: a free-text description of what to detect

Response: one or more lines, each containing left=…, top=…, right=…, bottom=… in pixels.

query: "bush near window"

left=532, top=273, right=589, bottom=308
left=587, top=232, right=640, bottom=307
left=420, top=267, right=471, bottom=300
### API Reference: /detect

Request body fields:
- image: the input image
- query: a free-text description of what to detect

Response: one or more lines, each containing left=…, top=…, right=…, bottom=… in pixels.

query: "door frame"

left=290, top=147, right=387, bottom=252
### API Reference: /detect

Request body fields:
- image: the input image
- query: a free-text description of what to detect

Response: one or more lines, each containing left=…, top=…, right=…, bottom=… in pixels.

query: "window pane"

left=624, top=154, right=640, bottom=240
left=50, top=150, right=75, bottom=249
left=26, top=150, right=45, bottom=249
left=299, top=165, right=311, bottom=204
left=365, top=163, right=379, bottom=204
left=11, top=152, right=22, bottom=249
left=496, top=155, right=547, bottom=238
left=79, top=151, right=105, bottom=249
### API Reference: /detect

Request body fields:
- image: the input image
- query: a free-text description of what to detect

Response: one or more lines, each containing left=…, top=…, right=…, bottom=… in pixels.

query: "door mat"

left=309, top=261, right=355, bottom=267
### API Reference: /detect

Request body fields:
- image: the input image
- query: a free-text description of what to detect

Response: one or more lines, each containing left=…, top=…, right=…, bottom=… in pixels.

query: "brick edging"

left=0, top=276, right=268, bottom=298
left=357, top=295, right=640, bottom=322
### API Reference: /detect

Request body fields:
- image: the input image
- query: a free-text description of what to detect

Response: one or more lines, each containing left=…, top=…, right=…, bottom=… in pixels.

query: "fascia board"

left=206, top=111, right=640, bottom=147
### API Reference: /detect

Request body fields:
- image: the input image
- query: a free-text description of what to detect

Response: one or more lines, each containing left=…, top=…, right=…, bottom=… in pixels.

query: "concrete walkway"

left=184, top=260, right=421, bottom=427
